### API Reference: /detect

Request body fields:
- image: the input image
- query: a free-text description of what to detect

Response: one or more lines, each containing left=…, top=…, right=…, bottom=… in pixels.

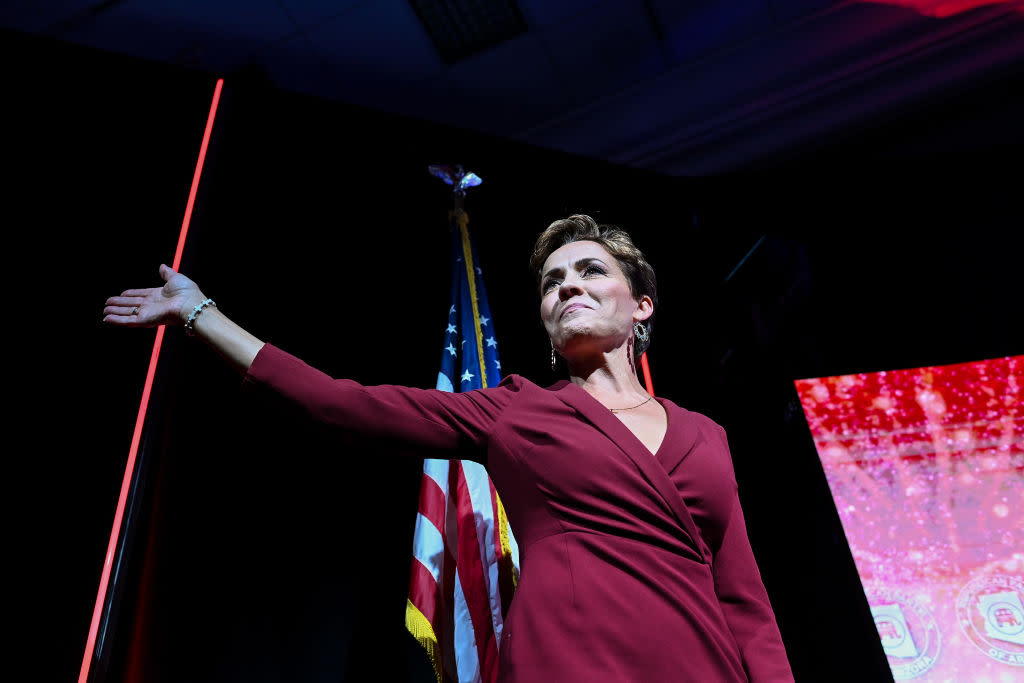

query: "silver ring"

left=131, top=306, right=140, bottom=316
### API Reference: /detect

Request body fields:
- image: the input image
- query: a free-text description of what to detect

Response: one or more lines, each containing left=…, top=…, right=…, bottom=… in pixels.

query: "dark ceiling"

left=3, top=0, right=1023, bottom=173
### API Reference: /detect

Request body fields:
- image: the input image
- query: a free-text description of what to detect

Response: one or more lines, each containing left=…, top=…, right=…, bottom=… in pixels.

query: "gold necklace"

left=609, top=394, right=654, bottom=413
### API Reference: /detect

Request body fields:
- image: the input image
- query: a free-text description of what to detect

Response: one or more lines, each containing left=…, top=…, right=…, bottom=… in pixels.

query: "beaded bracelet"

left=184, top=298, right=216, bottom=336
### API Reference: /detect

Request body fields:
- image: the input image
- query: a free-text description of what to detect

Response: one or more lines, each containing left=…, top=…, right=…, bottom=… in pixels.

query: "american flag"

left=405, top=208, right=520, bottom=683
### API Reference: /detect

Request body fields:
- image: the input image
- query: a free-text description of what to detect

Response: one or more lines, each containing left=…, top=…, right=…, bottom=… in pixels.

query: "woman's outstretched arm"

left=103, top=264, right=264, bottom=374
left=104, top=264, right=517, bottom=461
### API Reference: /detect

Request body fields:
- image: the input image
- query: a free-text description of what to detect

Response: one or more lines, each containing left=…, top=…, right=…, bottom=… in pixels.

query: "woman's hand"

left=103, top=264, right=206, bottom=328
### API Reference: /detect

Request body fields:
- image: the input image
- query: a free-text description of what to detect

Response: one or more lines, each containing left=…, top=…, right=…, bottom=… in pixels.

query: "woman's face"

left=539, top=240, right=652, bottom=359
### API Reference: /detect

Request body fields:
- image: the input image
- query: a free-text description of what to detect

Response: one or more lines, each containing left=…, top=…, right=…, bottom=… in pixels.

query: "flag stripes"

left=416, top=473, right=450, bottom=562
left=463, top=462, right=506, bottom=645
left=454, top=461, right=497, bottom=678
left=452, top=568, right=481, bottom=681
left=412, top=512, right=447, bottom=584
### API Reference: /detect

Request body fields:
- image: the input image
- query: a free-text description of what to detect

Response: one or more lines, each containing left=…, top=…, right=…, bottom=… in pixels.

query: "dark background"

left=11, top=27, right=1021, bottom=682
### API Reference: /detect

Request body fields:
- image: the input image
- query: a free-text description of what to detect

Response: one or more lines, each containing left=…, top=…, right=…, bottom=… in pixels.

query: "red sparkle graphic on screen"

left=796, top=356, right=1024, bottom=680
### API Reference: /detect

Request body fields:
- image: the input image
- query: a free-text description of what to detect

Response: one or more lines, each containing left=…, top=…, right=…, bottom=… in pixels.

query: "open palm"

left=103, top=264, right=205, bottom=328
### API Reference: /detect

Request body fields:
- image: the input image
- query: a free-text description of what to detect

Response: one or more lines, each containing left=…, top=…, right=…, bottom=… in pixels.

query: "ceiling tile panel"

left=286, top=0, right=456, bottom=119
left=257, top=34, right=344, bottom=102
left=443, top=32, right=571, bottom=132
left=160, top=0, right=296, bottom=42
left=648, top=0, right=774, bottom=65
left=539, top=0, right=667, bottom=105
left=56, top=0, right=191, bottom=64
left=302, top=0, right=443, bottom=82
left=276, top=0, right=368, bottom=30
left=516, top=0, right=603, bottom=28
left=0, top=0, right=101, bottom=34
left=155, top=0, right=298, bottom=71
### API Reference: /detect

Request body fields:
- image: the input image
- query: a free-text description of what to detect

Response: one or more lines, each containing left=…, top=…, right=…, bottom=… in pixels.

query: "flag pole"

left=408, top=165, right=518, bottom=683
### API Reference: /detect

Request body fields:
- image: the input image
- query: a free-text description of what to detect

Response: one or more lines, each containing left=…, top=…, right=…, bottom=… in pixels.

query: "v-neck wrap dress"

left=244, top=344, right=793, bottom=682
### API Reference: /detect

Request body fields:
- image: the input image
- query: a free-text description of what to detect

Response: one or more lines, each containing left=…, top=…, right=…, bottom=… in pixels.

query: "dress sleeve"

left=242, top=343, right=517, bottom=463
left=710, top=426, right=794, bottom=682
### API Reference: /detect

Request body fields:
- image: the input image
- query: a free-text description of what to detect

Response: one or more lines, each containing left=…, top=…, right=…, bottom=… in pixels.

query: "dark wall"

left=13, top=27, right=1020, bottom=683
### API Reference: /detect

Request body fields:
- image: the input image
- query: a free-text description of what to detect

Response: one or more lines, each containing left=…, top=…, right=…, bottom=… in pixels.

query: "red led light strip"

left=640, top=352, right=654, bottom=396
left=78, top=78, right=224, bottom=683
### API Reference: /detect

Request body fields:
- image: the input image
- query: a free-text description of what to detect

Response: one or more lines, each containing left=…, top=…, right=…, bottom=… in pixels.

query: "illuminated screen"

left=795, top=356, right=1023, bottom=681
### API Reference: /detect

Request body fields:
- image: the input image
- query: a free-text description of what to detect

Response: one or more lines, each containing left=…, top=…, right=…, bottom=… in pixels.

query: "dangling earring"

left=551, top=344, right=557, bottom=372
left=634, top=321, right=649, bottom=343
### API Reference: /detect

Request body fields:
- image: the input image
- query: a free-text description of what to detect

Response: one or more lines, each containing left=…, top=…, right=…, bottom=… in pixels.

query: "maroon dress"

left=244, top=344, right=793, bottom=682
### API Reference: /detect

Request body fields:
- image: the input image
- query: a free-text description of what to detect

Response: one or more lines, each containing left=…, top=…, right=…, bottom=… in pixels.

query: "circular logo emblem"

left=875, top=615, right=908, bottom=648
left=956, top=574, right=1024, bottom=667
left=867, top=586, right=941, bottom=680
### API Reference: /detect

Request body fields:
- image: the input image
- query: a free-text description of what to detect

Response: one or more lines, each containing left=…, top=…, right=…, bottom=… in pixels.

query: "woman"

left=104, top=214, right=793, bottom=682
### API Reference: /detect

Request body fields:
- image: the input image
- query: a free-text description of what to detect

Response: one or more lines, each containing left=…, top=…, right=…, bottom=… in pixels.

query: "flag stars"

left=449, top=305, right=456, bottom=315
left=461, top=370, right=475, bottom=383
left=480, top=316, right=490, bottom=327
left=445, top=343, right=457, bottom=356
left=486, top=336, right=497, bottom=348
left=446, top=323, right=457, bottom=335
left=494, top=360, right=501, bottom=370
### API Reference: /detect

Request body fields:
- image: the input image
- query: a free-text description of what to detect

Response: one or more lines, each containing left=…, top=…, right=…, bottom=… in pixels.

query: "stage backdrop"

left=9, top=26, right=1021, bottom=683
left=796, top=356, right=1023, bottom=681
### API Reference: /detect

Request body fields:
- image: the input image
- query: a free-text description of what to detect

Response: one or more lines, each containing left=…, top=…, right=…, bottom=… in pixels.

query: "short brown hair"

left=530, top=214, right=657, bottom=357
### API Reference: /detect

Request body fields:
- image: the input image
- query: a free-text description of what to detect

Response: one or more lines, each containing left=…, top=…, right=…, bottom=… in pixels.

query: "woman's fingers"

left=106, top=295, right=146, bottom=307
left=103, top=303, right=141, bottom=315
left=104, top=287, right=165, bottom=326
left=103, top=309, right=144, bottom=325
left=118, top=287, right=157, bottom=298
left=103, top=312, right=134, bottom=325
left=103, top=300, right=175, bottom=327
